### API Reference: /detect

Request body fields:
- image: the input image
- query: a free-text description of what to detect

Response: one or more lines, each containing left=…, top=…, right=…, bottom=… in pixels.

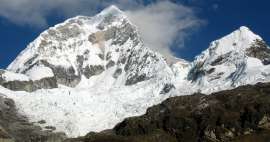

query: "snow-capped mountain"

left=188, top=26, right=270, bottom=93
left=7, top=5, right=174, bottom=91
left=0, top=5, right=270, bottom=138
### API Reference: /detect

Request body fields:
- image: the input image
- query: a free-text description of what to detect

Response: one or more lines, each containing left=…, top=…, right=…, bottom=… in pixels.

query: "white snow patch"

left=2, top=71, right=30, bottom=82
left=26, top=66, right=54, bottom=80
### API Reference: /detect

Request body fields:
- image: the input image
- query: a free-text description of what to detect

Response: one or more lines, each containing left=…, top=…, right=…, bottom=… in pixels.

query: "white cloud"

left=0, top=0, right=143, bottom=27
left=0, top=0, right=203, bottom=57
left=126, top=1, right=203, bottom=57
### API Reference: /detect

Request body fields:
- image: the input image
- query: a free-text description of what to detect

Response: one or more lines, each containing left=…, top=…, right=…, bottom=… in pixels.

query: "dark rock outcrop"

left=69, top=82, right=270, bottom=142
left=113, top=68, right=122, bottom=79
left=0, top=95, right=66, bottom=142
left=0, top=70, right=58, bottom=92
left=83, top=65, right=105, bottom=79
left=1, top=77, right=58, bottom=92
left=1, top=80, right=34, bottom=92
left=160, top=84, right=175, bottom=94
left=246, top=39, right=270, bottom=65
left=40, top=60, right=81, bottom=87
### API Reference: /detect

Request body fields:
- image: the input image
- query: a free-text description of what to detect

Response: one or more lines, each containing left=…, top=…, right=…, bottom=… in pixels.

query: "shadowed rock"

left=0, top=69, right=58, bottom=92
left=0, top=95, right=67, bottom=142
left=246, top=39, right=270, bottom=65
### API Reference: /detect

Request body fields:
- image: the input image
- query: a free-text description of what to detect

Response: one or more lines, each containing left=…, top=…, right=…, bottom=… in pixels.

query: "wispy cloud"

left=126, top=1, right=203, bottom=57
left=0, top=0, right=204, bottom=57
left=0, top=0, right=143, bottom=27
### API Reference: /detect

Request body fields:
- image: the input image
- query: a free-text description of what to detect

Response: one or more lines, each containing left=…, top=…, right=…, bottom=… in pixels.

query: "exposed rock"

left=113, top=68, right=122, bottom=79
left=1, top=78, right=57, bottom=92
left=106, top=52, right=112, bottom=60
left=106, top=60, right=116, bottom=69
left=0, top=95, right=67, bottom=142
left=246, top=39, right=270, bottom=65
left=33, top=77, right=58, bottom=90
left=210, top=52, right=232, bottom=66
left=206, top=68, right=215, bottom=74
left=0, top=126, right=13, bottom=142
left=38, top=120, right=46, bottom=124
left=23, top=54, right=38, bottom=67
left=2, top=81, right=34, bottom=92
left=97, top=54, right=105, bottom=60
left=160, top=84, right=175, bottom=94
left=83, top=65, right=105, bottom=79
left=258, top=116, right=270, bottom=129
left=0, top=69, right=58, bottom=92
left=41, top=60, right=81, bottom=87
left=45, top=126, right=57, bottom=131
left=125, top=74, right=149, bottom=86
left=187, top=61, right=205, bottom=81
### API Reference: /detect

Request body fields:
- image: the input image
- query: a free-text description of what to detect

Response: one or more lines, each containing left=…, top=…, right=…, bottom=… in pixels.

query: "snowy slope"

left=188, top=26, right=270, bottom=93
left=0, top=79, right=192, bottom=137
left=0, top=69, right=30, bottom=82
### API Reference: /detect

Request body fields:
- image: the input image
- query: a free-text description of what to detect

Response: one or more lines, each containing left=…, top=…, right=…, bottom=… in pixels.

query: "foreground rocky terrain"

left=0, top=95, right=66, bottom=142
left=66, top=82, right=270, bottom=142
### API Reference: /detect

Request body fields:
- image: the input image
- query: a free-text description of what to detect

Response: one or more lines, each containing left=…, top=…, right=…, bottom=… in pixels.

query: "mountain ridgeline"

left=1, top=6, right=270, bottom=94
left=0, top=5, right=270, bottom=142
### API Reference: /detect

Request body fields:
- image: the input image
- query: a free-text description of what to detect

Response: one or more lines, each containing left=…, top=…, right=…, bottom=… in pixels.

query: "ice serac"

left=188, top=26, right=270, bottom=93
left=7, top=5, right=174, bottom=89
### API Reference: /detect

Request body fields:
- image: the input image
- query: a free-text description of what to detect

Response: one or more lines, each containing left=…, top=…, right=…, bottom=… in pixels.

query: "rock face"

left=0, top=69, right=57, bottom=92
left=0, top=125, right=13, bottom=142
left=0, top=95, right=66, bottom=142
left=70, top=82, right=270, bottom=142
left=246, top=39, right=270, bottom=65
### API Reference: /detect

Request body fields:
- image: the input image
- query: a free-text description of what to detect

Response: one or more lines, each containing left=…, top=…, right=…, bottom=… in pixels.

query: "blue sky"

left=0, top=0, right=269, bottom=68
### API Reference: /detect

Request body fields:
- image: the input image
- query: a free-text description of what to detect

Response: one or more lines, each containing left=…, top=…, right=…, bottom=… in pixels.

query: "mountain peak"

left=188, top=25, right=270, bottom=93
left=231, top=26, right=262, bottom=41
left=239, top=26, right=250, bottom=31
left=205, top=26, right=262, bottom=56
left=99, top=5, right=124, bottom=17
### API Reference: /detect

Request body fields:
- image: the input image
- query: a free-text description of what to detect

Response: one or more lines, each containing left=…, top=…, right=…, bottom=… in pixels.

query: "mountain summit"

left=99, top=5, right=124, bottom=16
left=0, top=6, right=270, bottom=138
left=188, top=26, right=270, bottom=93
left=7, top=5, right=174, bottom=90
